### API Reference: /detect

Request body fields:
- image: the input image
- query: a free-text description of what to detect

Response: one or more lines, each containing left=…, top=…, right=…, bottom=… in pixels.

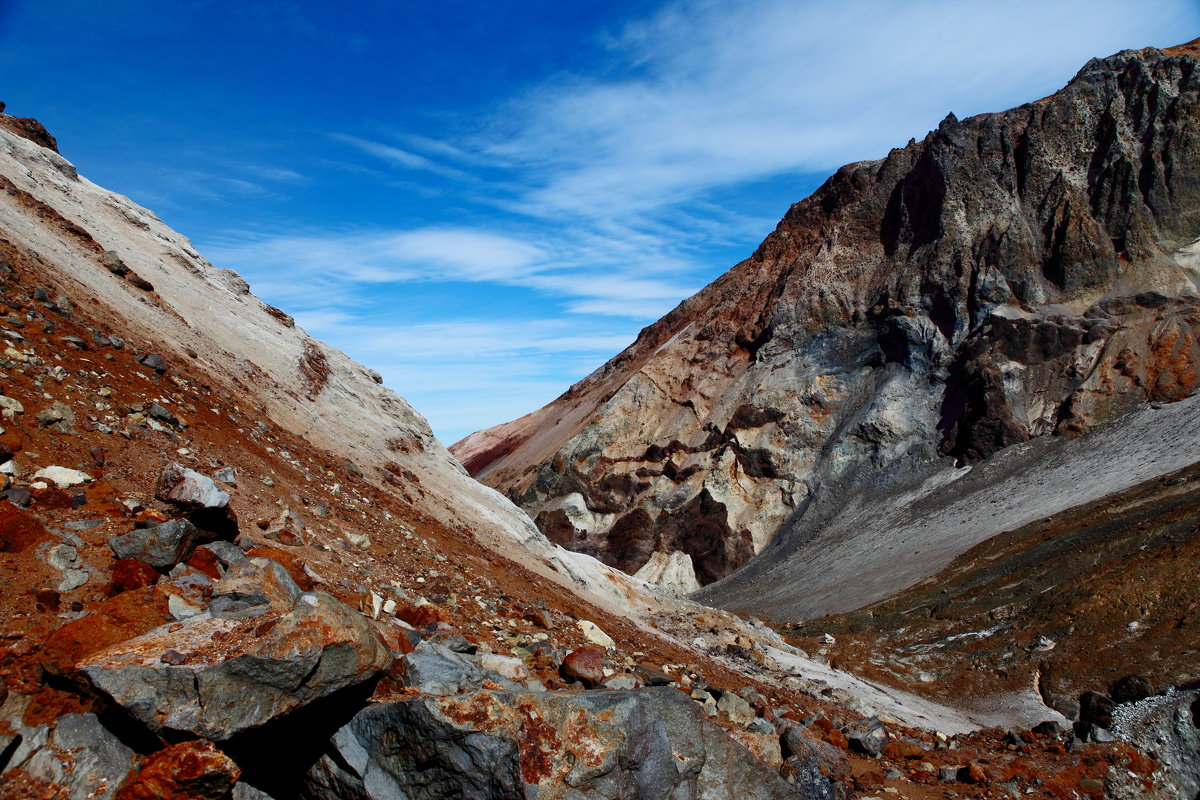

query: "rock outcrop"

left=78, top=591, right=392, bottom=740
left=302, top=687, right=804, bottom=799
left=455, top=39, right=1200, bottom=603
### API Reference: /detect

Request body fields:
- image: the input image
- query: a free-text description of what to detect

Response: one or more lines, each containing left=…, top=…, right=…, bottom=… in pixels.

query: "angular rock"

left=137, top=353, right=167, bottom=374
left=32, top=465, right=91, bottom=488
left=1110, top=674, right=1154, bottom=705
left=34, top=401, right=76, bottom=433
left=577, top=618, right=615, bottom=648
left=845, top=716, right=889, bottom=757
left=109, top=518, right=200, bottom=570
left=717, top=691, right=755, bottom=728
left=110, top=558, right=161, bottom=593
left=197, top=540, right=248, bottom=570
left=146, top=403, right=178, bottom=427
left=115, top=740, right=240, bottom=800
left=155, top=462, right=229, bottom=510
left=559, top=646, right=606, bottom=688
left=1, top=713, right=136, bottom=800
left=209, top=556, right=301, bottom=616
left=304, top=687, right=805, bottom=799
left=476, top=653, right=529, bottom=683
left=78, top=591, right=392, bottom=740
left=1079, top=691, right=1116, bottom=728
left=396, top=641, right=518, bottom=695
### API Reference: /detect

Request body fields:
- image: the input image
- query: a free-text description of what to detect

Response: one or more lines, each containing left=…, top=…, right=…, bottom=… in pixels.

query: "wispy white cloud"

left=212, top=0, right=1200, bottom=442
left=481, top=0, right=1200, bottom=219
left=330, top=133, right=471, bottom=181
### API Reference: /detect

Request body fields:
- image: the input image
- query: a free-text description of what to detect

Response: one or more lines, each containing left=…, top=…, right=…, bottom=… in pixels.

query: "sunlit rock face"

left=455, top=40, right=1200, bottom=593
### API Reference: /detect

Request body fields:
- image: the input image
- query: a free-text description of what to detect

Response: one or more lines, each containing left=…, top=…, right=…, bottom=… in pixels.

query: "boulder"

left=1110, top=674, right=1154, bottom=705
left=845, top=716, right=889, bottom=757
left=396, top=641, right=519, bottom=695
left=209, top=556, right=300, bottom=616
left=109, top=519, right=200, bottom=569
left=155, top=462, right=230, bottom=510
left=77, top=591, right=391, bottom=740
left=560, top=646, right=606, bottom=688
left=115, top=740, right=240, bottom=800
left=32, top=465, right=91, bottom=488
left=0, top=713, right=136, bottom=800
left=304, top=687, right=805, bottom=799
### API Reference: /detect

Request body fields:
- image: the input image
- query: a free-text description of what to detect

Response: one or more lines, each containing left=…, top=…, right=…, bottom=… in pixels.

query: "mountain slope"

left=455, top=39, right=1200, bottom=611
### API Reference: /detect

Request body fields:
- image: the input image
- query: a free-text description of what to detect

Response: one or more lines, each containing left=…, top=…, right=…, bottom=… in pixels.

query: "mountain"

left=454, top=39, right=1200, bottom=616
left=2, top=41, right=1200, bottom=799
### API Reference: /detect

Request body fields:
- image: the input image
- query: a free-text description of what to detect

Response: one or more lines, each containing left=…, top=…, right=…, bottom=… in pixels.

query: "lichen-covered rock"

left=77, top=591, right=391, bottom=740
left=209, top=556, right=300, bottom=616
left=303, top=687, right=806, bottom=799
left=396, top=640, right=520, bottom=695
left=115, top=740, right=240, bottom=800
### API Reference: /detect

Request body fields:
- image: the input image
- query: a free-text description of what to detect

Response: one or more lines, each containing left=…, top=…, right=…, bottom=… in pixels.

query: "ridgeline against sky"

left=2, top=0, right=1197, bottom=441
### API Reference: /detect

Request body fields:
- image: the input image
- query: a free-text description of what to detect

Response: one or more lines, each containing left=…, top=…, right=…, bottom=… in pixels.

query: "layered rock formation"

left=455, top=40, right=1200, bottom=602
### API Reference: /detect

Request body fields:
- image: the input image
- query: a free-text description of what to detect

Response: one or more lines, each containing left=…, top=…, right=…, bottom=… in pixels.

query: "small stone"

left=212, top=467, right=236, bottom=486
left=939, top=765, right=959, bottom=782
left=717, top=692, right=755, bottom=728
left=155, top=462, right=229, bottom=509
left=603, top=674, right=639, bottom=690
left=0, top=395, right=23, bottom=418
left=32, top=465, right=92, bottom=488
left=958, top=762, right=987, bottom=784
left=576, top=619, right=615, bottom=648
left=101, top=251, right=129, bottom=276
left=560, top=646, right=606, bottom=687
left=35, top=401, right=75, bottom=432
left=1079, top=778, right=1104, bottom=793
left=161, top=649, right=188, bottom=665
left=138, top=353, right=168, bottom=374
left=147, top=403, right=178, bottom=426
left=846, top=717, right=890, bottom=757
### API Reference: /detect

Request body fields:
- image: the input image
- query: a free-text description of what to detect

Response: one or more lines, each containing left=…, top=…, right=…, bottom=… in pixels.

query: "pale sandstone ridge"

left=454, top=40, right=1200, bottom=608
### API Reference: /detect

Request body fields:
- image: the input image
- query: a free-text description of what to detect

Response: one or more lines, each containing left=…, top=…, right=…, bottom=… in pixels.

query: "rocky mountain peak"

left=455, top=39, right=1200, bottom=596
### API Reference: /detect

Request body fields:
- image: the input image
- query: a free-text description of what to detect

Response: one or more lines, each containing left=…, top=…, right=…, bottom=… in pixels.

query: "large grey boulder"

left=302, top=687, right=805, bottom=799
left=108, top=518, right=200, bottom=569
left=0, top=713, right=136, bottom=800
left=78, top=591, right=391, bottom=740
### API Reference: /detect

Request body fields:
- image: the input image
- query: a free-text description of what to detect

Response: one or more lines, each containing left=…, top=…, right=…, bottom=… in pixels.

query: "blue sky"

left=2, top=1, right=1197, bottom=443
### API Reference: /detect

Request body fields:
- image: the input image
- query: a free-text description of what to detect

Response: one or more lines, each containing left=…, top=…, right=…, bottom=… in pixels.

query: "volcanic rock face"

left=455, top=40, right=1200, bottom=595
left=302, top=687, right=804, bottom=800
